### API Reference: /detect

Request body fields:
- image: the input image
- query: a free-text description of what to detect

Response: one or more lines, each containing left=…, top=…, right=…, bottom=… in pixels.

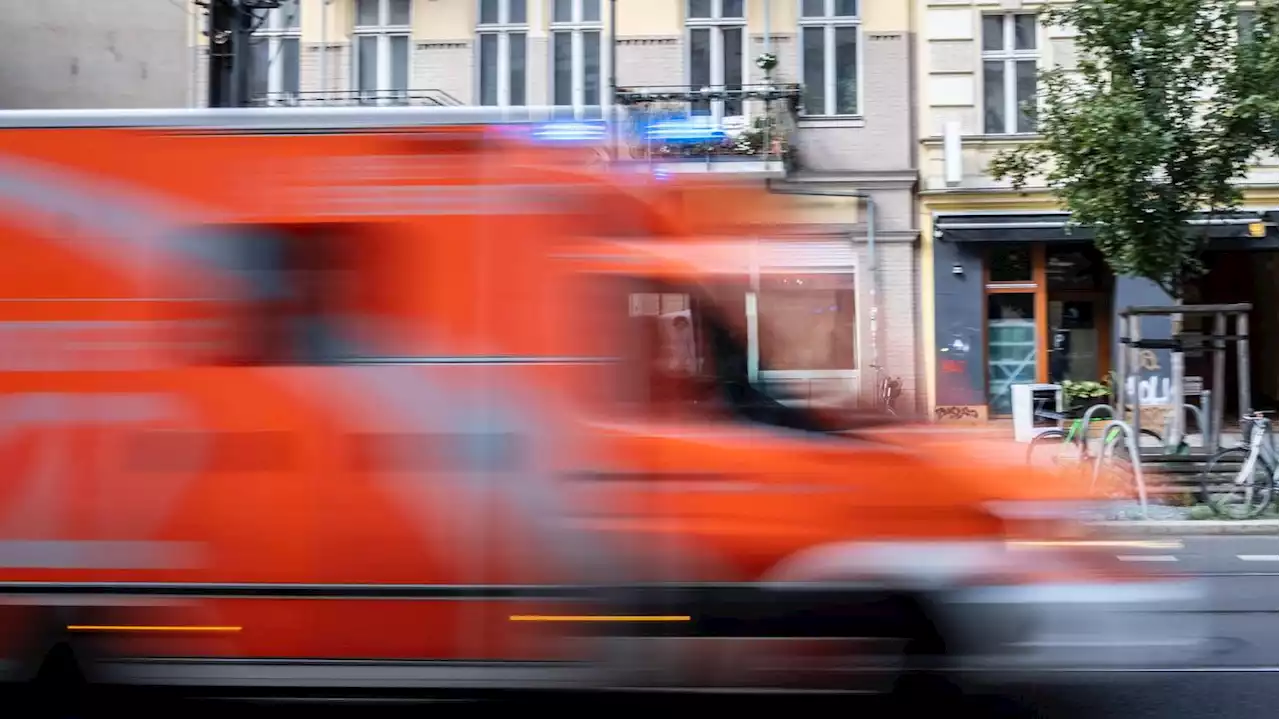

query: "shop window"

left=987, top=244, right=1033, bottom=283
left=757, top=271, right=856, bottom=371
left=986, top=292, right=1037, bottom=415
left=1045, top=245, right=1106, bottom=291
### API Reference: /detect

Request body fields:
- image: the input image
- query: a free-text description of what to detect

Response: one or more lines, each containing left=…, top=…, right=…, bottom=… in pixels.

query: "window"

left=1238, top=8, right=1257, bottom=43
left=248, top=0, right=301, bottom=103
left=478, top=0, right=528, bottom=107
left=987, top=245, right=1033, bottom=283
left=551, top=0, right=604, bottom=118
left=685, top=0, right=746, bottom=118
left=757, top=272, right=856, bottom=371
left=609, top=277, right=840, bottom=430
left=981, top=13, right=1038, bottom=134
left=200, top=224, right=365, bottom=367
left=354, top=0, right=411, bottom=104
left=799, top=0, right=860, bottom=116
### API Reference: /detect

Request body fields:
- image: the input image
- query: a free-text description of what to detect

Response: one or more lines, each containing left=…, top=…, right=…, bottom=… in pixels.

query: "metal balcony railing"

left=613, top=83, right=802, bottom=174
left=249, top=89, right=464, bottom=108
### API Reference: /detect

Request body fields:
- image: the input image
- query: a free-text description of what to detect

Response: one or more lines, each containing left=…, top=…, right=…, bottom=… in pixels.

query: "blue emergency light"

left=529, top=120, right=609, bottom=142
left=642, top=117, right=727, bottom=144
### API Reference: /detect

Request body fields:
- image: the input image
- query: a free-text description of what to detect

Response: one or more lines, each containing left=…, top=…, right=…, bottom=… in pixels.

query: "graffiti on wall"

left=1125, top=376, right=1173, bottom=405
left=1125, top=349, right=1172, bottom=404
left=936, top=324, right=983, bottom=406
left=934, top=405, right=987, bottom=423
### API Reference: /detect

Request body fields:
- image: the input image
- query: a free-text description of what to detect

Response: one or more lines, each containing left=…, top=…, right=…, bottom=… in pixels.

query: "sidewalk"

left=1089, top=519, right=1279, bottom=536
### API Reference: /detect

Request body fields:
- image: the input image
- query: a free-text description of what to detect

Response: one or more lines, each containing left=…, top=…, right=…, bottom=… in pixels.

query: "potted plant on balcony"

left=755, top=52, right=778, bottom=82
left=731, top=114, right=794, bottom=164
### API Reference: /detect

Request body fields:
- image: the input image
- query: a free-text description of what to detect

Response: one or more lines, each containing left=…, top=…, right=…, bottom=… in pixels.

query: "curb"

left=1088, top=520, right=1279, bottom=536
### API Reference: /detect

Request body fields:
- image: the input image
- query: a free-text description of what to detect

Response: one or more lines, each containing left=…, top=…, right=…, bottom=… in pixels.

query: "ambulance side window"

left=612, top=281, right=723, bottom=412
left=204, top=223, right=361, bottom=367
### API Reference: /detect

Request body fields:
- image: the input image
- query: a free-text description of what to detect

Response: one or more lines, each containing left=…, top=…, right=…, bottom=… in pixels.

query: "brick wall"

left=791, top=31, right=914, bottom=173
left=615, top=38, right=683, bottom=88
left=301, top=43, right=351, bottom=96
left=414, top=41, right=472, bottom=103
left=871, top=239, right=921, bottom=411
left=194, top=48, right=208, bottom=108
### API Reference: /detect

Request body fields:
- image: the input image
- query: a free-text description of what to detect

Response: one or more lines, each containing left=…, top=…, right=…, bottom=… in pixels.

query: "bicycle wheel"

left=1026, top=430, right=1074, bottom=469
left=1203, top=447, right=1273, bottom=520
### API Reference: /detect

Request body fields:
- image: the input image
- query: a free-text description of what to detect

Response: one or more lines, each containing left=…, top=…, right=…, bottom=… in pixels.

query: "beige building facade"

left=185, top=0, right=926, bottom=412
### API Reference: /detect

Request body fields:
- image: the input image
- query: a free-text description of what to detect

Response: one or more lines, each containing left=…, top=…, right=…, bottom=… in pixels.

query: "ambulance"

left=0, top=106, right=1204, bottom=705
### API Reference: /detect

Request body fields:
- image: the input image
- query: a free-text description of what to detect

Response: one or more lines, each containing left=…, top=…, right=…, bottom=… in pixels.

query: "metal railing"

left=613, top=84, right=803, bottom=171
left=249, top=89, right=464, bottom=108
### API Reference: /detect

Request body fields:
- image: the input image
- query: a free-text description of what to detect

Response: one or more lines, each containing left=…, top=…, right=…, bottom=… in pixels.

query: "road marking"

left=1237, top=554, right=1280, bottom=562
left=1010, top=540, right=1183, bottom=550
left=1117, top=555, right=1179, bottom=562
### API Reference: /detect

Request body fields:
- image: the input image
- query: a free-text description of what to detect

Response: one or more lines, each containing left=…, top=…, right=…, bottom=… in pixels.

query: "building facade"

left=915, top=0, right=1279, bottom=425
left=189, top=0, right=924, bottom=412
left=0, top=0, right=192, bottom=108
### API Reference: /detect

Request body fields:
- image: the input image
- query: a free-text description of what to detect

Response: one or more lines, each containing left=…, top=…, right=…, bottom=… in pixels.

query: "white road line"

left=1117, top=555, right=1180, bottom=562
left=1237, top=554, right=1280, bottom=562
left=1010, top=540, right=1183, bottom=550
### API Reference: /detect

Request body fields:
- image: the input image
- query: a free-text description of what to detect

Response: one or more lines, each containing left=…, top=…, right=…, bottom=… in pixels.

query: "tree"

left=1223, top=4, right=1280, bottom=168
left=989, top=0, right=1279, bottom=300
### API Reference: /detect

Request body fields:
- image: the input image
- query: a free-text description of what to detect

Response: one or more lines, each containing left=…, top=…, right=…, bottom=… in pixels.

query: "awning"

left=934, top=210, right=1279, bottom=246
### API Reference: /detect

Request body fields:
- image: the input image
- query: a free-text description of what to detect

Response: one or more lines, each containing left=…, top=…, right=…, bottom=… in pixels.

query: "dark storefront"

left=932, top=210, right=1279, bottom=419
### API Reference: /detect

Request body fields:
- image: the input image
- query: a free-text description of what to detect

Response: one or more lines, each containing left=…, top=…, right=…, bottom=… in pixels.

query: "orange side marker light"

left=66, top=625, right=242, bottom=633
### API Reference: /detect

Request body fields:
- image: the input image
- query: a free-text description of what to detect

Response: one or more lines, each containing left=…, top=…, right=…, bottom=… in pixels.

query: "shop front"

left=928, top=209, right=1279, bottom=422
left=629, top=237, right=867, bottom=408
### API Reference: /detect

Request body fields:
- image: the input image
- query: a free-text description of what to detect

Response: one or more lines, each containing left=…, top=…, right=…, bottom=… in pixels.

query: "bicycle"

left=1201, top=411, right=1278, bottom=519
left=1026, top=406, right=1162, bottom=496
left=870, top=364, right=902, bottom=416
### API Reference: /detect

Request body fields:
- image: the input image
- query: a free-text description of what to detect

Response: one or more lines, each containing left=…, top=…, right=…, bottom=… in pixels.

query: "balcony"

left=249, top=89, right=463, bottom=108
left=614, top=84, right=802, bottom=179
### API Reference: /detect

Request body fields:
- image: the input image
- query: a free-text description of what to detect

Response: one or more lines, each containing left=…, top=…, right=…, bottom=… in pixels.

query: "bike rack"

left=1162, top=402, right=1207, bottom=450
left=1076, top=403, right=1116, bottom=458
left=1092, top=419, right=1150, bottom=519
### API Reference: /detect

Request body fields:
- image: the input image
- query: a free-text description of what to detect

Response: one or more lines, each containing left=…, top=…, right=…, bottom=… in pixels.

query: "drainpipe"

left=766, top=182, right=880, bottom=404
left=764, top=0, right=772, bottom=55
left=320, top=0, right=330, bottom=100
left=609, top=0, right=619, bottom=158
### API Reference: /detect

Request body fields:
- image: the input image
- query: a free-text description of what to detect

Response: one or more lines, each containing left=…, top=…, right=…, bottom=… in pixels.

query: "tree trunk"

left=1169, top=299, right=1185, bottom=448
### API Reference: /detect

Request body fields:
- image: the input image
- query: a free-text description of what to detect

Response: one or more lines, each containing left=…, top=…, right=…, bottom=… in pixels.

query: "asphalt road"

left=46, top=536, right=1280, bottom=719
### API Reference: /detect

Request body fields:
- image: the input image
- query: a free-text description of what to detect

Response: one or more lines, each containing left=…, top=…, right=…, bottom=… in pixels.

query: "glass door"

left=986, top=293, right=1038, bottom=415
left=984, top=243, right=1045, bottom=416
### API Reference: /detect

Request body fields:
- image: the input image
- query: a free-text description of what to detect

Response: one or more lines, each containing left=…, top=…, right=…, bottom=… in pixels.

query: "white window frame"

left=476, top=0, right=529, bottom=107
left=353, top=0, right=413, bottom=103
left=797, top=0, right=863, bottom=117
left=684, top=0, right=749, bottom=121
left=251, top=0, right=301, bottom=99
left=549, top=0, right=607, bottom=117
left=747, top=262, right=862, bottom=405
left=980, top=12, right=1039, bottom=135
